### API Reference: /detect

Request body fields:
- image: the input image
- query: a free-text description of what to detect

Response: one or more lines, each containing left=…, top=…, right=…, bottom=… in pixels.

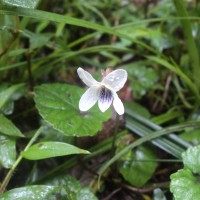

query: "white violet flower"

left=77, top=67, right=127, bottom=115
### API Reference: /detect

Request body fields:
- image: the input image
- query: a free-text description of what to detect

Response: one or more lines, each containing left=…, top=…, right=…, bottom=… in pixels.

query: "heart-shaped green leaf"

left=124, top=63, right=158, bottom=99
left=182, top=145, right=200, bottom=174
left=0, top=185, right=61, bottom=200
left=117, top=137, right=158, bottom=187
left=21, top=142, right=89, bottom=160
left=170, top=169, right=200, bottom=200
left=34, top=84, right=111, bottom=136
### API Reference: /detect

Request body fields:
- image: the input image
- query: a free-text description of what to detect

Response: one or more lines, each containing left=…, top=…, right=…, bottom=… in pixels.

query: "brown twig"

left=102, top=187, right=122, bottom=200
left=122, top=181, right=169, bottom=194
left=152, top=73, right=172, bottom=113
left=0, top=29, right=19, bottom=58
left=0, top=16, right=20, bottom=58
left=26, top=51, right=34, bottom=91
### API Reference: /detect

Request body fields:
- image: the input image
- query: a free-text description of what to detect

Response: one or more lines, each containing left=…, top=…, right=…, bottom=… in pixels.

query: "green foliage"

left=147, top=56, right=199, bottom=102
left=170, top=145, right=200, bottom=200
left=125, top=102, right=188, bottom=159
left=124, top=63, right=158, bottom=99
left=0, top=84, right=26, bottom=112
left=0, top=185, right=61, bottom=200
left=153, top=188, right=167, bottom=200
left=34, top=84, right=111, bottom=136
left=44, top=175, right=97, bottom=200
left=117, top=141, right=158, bottom=187
left=1, top=0, right=40, bottom=8
left=0, top=114, right=24, bottom=137
left=170, top=169, right=200, bottom=200
left=182, top=145, right=200, bottom=174
left=180, top=129, right=200, bottom=144
left=29, top=33, right=52, bottom=49
left=0, top=0, right=200, bottom=199
left=21, top=141, right=89, bottom=160
left=0, top=174, right=98, bottom=199
left=0, top=135, right=16, bottom=168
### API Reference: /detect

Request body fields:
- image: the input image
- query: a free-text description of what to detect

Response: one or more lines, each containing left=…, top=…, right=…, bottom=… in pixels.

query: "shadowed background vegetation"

left=0, top=0, right=200, bottom=199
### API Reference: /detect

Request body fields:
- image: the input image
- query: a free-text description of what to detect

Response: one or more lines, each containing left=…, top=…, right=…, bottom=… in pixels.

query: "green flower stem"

left=0, top=127, right=44, bottom=194
left=111, top=114, right=120, bottom=156
left=172, top=0, right=200, bottom=91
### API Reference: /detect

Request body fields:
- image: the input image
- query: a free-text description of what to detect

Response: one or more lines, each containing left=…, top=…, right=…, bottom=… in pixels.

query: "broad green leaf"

left=0, top=135, right=16, bottom=168
left=182, top=145, right=200, bottom=174
left=116, top=25, right=149, bottom=47
left=0, top=83, right=26, bottom=115
left=29, top=33, right=52, bottom=49
left=0, top=114, right=24, bottom=137
left=21, top=142, right=89, bottom=160
left=124, top=63, right=158, bottom=99
left=76, top=189, right=98, bottom=200
left=34, top=84, right=111, bottom=136
left=0, top=100, right=14, bottom=116
left=0, top=185, right=61, bottom=200
left=1, top=0, right=39, bottom=9
left=44, top=175, right=98, bottom=200
left=147, top=28, right=173, bottom=52
left=117, top=136, right=158, bottom=187
left=180, top=129, right=200, bottom=144
left=0, top=83, right=25, bottom=110
left=170, top=169, right=200, bottom=200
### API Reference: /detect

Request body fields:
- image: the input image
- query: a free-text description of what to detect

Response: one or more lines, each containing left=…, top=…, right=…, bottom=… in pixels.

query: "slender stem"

left=111, top=114, right=119, bottom=156
left=26, top=51, right=34, bottom=91
left=0, top=127, right=44, bottom=194
left=0, top=28, right=19, bottom=58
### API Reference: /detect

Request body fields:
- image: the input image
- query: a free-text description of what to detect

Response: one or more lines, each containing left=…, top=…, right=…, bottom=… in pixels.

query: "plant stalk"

left=0, top=127, right=43, bottom=194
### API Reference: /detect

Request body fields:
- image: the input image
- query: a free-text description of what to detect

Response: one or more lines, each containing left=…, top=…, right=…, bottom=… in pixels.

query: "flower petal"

left=98, top=87, right=113, bottom=112
left=113, top=92, right=124, bottom=115
left=79, top=86, right=99, bottom=112
left=77, top=67, right=98, bottom=87
left=102, top=69, right=127, bottom=92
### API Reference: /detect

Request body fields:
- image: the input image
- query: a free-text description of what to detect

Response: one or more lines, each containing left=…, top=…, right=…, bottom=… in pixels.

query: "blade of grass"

left=125, top=107, right=191, bottom=156
left=172, top=0, right=200, bottom=90
left=50, top=45, right=134, bottom=64
left=151, top=110, right=183, bottom=125
left=126, top=116, right=185, bottom=158
left=147, top=56, right=200, bottom=103
left=0, top=4, right=156, bottom=53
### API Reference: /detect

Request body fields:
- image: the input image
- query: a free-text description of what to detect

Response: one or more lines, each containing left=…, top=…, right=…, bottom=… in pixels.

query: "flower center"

left=99, top=87, right=113, bottom=103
